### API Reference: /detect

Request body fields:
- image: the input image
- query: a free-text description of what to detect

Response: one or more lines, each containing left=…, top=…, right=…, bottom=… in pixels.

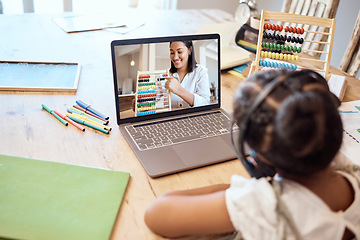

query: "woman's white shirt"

left=170, top=64, right=211, bottom=108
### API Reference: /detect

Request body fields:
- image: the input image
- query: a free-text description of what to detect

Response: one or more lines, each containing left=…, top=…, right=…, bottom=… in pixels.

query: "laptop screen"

left=111, top=34, right=220, bottom=124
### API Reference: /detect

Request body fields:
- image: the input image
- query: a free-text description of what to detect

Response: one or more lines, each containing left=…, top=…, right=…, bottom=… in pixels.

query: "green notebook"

left=0, top=154, right=130, bottom=240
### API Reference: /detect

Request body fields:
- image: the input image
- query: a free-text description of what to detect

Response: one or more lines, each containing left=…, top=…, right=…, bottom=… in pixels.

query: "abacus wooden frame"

left=250, top=10, right=336, bottom=80
left=134, top=70, right=171, bottom=117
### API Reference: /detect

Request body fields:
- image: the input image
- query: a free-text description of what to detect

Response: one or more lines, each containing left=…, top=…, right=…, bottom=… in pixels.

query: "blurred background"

left=1, top=0, right=358, bottom=71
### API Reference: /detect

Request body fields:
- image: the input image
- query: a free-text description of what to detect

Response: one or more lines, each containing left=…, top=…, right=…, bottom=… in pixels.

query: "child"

left=144, top=69, right=360, bottom=240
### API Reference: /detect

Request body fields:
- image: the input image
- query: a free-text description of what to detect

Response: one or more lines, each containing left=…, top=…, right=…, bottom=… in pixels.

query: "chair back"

left=280, top=0, right=339, bottom=59
left=23, top=0, right=72, bottom=13
left=340, top=11, right=360, bottom=78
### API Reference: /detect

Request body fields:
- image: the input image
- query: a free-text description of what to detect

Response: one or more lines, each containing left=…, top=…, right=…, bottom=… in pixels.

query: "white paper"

left=339, top=100, right=360, bottom=165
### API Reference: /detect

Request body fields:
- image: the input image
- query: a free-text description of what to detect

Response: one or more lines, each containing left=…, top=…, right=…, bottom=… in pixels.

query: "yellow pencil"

left=65, top=112, right=112, bottom=131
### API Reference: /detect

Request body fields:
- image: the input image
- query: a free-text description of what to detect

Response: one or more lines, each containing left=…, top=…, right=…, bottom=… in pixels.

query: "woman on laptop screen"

left=166, top=41, right=211, bottom=108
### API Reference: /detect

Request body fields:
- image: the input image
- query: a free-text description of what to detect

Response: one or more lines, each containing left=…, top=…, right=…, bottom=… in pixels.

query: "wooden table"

left=0, top=8, right=359, bottom=240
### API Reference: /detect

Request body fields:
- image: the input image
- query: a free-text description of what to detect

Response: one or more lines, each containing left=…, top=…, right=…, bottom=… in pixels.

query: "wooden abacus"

left=135, top=70, right=171, bottom=117
left=249, top=10, right=336, bottom=80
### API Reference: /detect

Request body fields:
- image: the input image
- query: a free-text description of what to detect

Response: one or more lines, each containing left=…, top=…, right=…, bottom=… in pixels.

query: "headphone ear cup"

left=248, top=150, right=276, bottom=178
left=232, top=71, right=286, bottom=179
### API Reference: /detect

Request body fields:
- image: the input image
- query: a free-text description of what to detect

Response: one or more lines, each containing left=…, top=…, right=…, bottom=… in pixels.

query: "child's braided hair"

left=233, top=69, right=342, bottom=176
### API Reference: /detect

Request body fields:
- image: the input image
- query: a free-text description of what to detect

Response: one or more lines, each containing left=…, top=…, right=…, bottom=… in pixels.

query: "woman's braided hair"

left=233, top=69, right=343, bottom=176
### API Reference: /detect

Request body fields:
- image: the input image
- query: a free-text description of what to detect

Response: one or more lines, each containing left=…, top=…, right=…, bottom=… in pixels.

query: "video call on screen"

left=114, top=38, right=219, bottom=119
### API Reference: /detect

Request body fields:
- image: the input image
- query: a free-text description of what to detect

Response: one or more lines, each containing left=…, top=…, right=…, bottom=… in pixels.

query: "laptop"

left=111, top=34, right=236, bottom=178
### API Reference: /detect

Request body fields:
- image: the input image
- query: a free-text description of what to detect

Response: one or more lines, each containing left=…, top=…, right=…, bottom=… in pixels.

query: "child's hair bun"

left=275, top=91, right=328, bottom=158
left=271, top=73, right=343, bottom=176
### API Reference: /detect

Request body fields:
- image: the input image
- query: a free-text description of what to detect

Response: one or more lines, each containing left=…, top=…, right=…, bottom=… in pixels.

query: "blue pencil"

left=76, top=100, right=109, bottom=120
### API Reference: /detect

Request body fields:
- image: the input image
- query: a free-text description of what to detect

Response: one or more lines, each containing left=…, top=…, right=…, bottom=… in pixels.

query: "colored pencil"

left=42, top=104, right=68, bottom=126
left=54, top=110, right=85, bottom=132
left=76, top=100, right=109, bottom=120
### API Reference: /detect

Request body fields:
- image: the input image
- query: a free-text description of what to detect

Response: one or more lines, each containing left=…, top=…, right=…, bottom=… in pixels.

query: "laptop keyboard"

left=125, top=111, right=231, bottom=151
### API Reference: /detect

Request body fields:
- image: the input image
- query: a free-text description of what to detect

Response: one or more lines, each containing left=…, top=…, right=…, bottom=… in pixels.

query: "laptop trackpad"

left=172, top=137, right=234, bottom=166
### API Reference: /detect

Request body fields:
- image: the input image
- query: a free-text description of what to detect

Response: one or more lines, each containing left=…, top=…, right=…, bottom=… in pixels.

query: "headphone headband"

left=230, top=73, right=287, bottom=179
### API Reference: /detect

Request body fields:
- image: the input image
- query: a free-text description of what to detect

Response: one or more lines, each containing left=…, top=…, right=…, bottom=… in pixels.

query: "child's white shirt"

left=225, top=171, right=360, bottom=240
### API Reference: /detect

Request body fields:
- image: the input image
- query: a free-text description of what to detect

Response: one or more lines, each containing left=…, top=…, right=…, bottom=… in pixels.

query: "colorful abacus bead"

left=294, top=37, right=301, bottom=44
left=260, top=61, right=298, bottom=70
left=265, top=24, right=305, bottom=34
left=264, top=24, right=285, bottom=32
left=260, top=51, right=299, bottom=62
left=139, top=75, right=151, bottom=79
left=262, top=42, right=302, bottom=53
left=137, top=101, right=156, bottom=107
left=263, top=31, right=267, bottom=39
left=138, top=89, right=156, bottom=94
left=138, top=93, right=157, bottom=98
left=137, top=110, right=156, bottom=116
left=285, top=26, right=304, bottom=34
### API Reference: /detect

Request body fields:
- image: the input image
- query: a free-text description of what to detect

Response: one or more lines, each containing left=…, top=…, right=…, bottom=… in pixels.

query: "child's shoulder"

left=225, top=174, right=360, bottom=239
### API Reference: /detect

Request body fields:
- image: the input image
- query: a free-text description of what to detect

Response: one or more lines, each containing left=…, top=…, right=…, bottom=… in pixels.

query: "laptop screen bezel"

left=111, top=34, right=221, bottom=125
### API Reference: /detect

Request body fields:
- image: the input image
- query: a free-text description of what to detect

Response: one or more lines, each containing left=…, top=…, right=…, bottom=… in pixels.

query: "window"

left=1, top=0, right=173, bottom=14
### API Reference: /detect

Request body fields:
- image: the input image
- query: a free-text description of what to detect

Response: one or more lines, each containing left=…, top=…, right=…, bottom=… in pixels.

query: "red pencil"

left=54, top=110, right=85, bottom=132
